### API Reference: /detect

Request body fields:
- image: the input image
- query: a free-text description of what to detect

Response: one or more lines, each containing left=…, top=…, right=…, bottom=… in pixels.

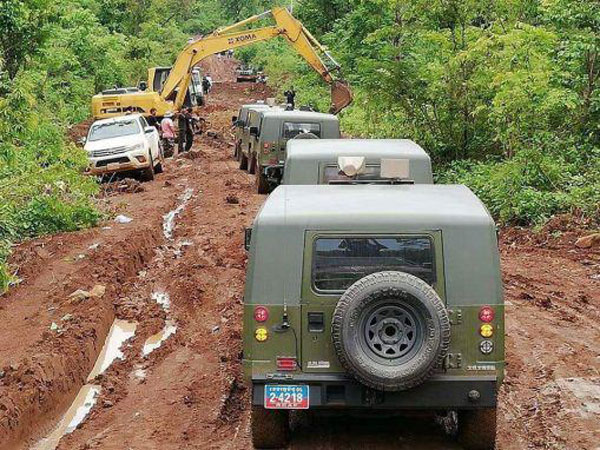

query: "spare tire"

left=332, top=271, right=450, bottom=391
left=292, top=132, right=319, bottom=140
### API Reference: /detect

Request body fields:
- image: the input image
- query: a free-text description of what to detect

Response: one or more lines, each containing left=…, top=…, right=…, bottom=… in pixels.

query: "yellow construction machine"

left=91, top=7, right=352, bottom=119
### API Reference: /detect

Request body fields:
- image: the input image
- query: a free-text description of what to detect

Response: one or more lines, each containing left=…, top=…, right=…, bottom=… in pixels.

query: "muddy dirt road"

left=1, top=63, right=599, bottom=450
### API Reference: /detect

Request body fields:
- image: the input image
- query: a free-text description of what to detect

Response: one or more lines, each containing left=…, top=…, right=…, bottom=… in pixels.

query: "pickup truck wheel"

left=457, top=409, right=497, bottom=450
left=251, top=405, right=290, bottom=449
left=140, top=153, right=155, bottom=181
left=239, top=153, right=248, bottom=170
left=332, top=271, right=450, bottom=391
left=256, top=167, right=270, bottom=194
left=248, top=155, right=257, bottom=174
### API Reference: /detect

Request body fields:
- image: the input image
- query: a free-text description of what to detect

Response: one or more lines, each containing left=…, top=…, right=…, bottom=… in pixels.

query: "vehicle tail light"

left=254, top=306, right=269, bottom=323
left=479, top=306, right=495, bottom=323
left=263, top=142, right=270, bottom=149
left=276, top=357, right=297, bottom=371
left=480, top=324, right=494, bottom=338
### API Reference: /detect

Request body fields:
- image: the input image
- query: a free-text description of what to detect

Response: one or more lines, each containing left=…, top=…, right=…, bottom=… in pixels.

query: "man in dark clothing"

left=184, top=108, right=195, bottom=152
left=177, top=111, right=188, bottom=153
left=147, top=108, right=159, bottom=131
left=284, top=87, right=296, bottom=110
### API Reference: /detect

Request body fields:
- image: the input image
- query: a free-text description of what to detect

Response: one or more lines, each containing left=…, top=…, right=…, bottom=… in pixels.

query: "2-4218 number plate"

left=264, top=385, right=309, bottom=409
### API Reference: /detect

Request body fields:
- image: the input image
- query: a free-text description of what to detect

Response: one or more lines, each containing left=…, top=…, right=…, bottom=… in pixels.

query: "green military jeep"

left=248, top=111, right=341, bottom=194
left=243, top=184, right=504, bottom=449
left=282, top=139, right=434, bottom=185
left=232, top=103, right=272, bottom=161
left=238, top=105, right=283, bottom=172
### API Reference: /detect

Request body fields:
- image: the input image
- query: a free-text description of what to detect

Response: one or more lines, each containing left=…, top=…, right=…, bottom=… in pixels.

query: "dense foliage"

left=239, top=0, right=600, bottom=226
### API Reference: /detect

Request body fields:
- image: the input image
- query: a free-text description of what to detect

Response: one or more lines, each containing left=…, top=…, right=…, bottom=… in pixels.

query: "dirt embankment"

left=0, top=69, right=598, bottom=450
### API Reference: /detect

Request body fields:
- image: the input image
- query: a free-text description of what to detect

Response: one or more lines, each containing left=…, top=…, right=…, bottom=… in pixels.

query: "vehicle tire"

left=292, top=132, right=319, bottom=140
left=251, top=405, right=290, bottom=449
left=248, top=155, right=257, bottom=174
left=256, top=167, right=270, bottom=194
left=457, top=409, right=497, bottom=450
left=239, top=153, right=248, bottom=170
left=332, top=271, right=450, bottom=392
left=140, top=153, right=155, bottom=181
left=155, top=161, right=164, bottom=174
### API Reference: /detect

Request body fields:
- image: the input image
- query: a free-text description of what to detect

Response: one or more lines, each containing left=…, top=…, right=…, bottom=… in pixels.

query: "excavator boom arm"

left=161, top=7, right=352, bottom=114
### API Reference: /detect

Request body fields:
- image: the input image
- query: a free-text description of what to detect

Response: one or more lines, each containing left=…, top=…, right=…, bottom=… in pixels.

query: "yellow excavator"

left=91, top=7, right=352, bottom=119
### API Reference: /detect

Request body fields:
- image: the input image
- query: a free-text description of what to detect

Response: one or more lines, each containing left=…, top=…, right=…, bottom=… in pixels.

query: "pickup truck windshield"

left=89, top=120, right=140, bottom=142
left=312, top=237, right=435, bottom=292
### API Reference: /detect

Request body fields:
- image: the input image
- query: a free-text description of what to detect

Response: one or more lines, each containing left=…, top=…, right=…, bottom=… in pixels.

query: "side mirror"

left=249, top=126, right=259, bottom=136
left=78, top=137, right=87, bottom=146
left=144, top=126, right=155, bottom=134
left=244, top=227, right=252, bottom=251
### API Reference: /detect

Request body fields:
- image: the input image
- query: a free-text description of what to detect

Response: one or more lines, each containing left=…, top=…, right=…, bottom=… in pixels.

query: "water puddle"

left=32, top=385, right=101, bottom=450
left=87, top=320, right=137, bottom=381
left=163, top=188, right=194, bottom=240
left=151, top=291, right=171, bottom=311
left=142, top=319, right=177, bottom=356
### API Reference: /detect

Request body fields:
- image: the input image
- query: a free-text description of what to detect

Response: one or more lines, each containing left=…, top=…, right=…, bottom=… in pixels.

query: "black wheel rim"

left=362, top=303, right=422, bottom=361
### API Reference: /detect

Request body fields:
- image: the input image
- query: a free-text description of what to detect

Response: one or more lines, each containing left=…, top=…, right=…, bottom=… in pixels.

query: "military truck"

left=243, top=184, right=504, bottom=449
left=282, top=139, right=433, bottom=185
left=248, top=111, right=341, bottom=194
left=232, top=103, right=271, bottom=160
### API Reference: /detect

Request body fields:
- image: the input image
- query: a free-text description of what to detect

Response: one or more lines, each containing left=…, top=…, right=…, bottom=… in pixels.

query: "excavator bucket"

left=330, top=80, right=353, bottom=114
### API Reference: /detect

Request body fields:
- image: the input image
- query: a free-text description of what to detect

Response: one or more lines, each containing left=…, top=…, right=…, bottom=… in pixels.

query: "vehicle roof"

left=246, top=184, right=501, bottom=307
left=287, top=139, right=428, bottom=158
left=261, top=110, right=339, bottom=122
left=91, top=114, right=143, bottom=126
left=283, top=139, right=433, bottom=185
left=240, top=103, right=271, bottom=110
left=258, top=184, right=493, bottom=228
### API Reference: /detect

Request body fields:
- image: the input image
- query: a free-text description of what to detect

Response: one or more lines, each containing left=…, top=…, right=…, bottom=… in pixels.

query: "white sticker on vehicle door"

left=307, top=361, right=330, bottom=369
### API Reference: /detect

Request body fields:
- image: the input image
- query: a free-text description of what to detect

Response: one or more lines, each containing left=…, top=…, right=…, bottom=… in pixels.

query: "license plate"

left=107, top=163, right=121, bottom=170
left=264, top=385, right=309, bottom=410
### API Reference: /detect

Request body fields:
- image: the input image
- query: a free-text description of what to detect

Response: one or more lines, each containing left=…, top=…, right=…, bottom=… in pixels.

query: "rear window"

left=283, top=122, right=321, bottom=139
left=312, top=237, right=435, bottom=292
left=322, top=165, right=382, bottom=184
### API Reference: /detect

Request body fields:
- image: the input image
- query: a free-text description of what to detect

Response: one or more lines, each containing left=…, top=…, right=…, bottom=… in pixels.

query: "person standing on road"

left=177, top=111, right=188, bottom=153
left=284, top=87, right=296, bottom=110
left=202, top=76, right=211, bottom=95
left=147, top=108, right=160, bottom=131
left=161, top=112, right=175, bottom=139
left=161, top=111, right=176, bottom=156
left=184, top=108, right=195, bottom=152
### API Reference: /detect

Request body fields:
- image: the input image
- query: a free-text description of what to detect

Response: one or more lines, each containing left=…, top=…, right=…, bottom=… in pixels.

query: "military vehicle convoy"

left=242, top=182, right=504, bottom=449
left=282, top=139, right=433, bottom=185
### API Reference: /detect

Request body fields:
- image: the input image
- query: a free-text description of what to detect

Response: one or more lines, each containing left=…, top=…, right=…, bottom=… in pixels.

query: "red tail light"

left=254, top=306, right=269, bottom=323
left=276, top=357, right=297, bottom=371
left=479, top=306, right=495, bottom=323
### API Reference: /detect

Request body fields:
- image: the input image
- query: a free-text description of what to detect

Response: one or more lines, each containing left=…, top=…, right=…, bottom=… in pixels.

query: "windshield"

left=89, top=120, right=140, bottom=142
left=312, top=237, right=435, bottom=292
